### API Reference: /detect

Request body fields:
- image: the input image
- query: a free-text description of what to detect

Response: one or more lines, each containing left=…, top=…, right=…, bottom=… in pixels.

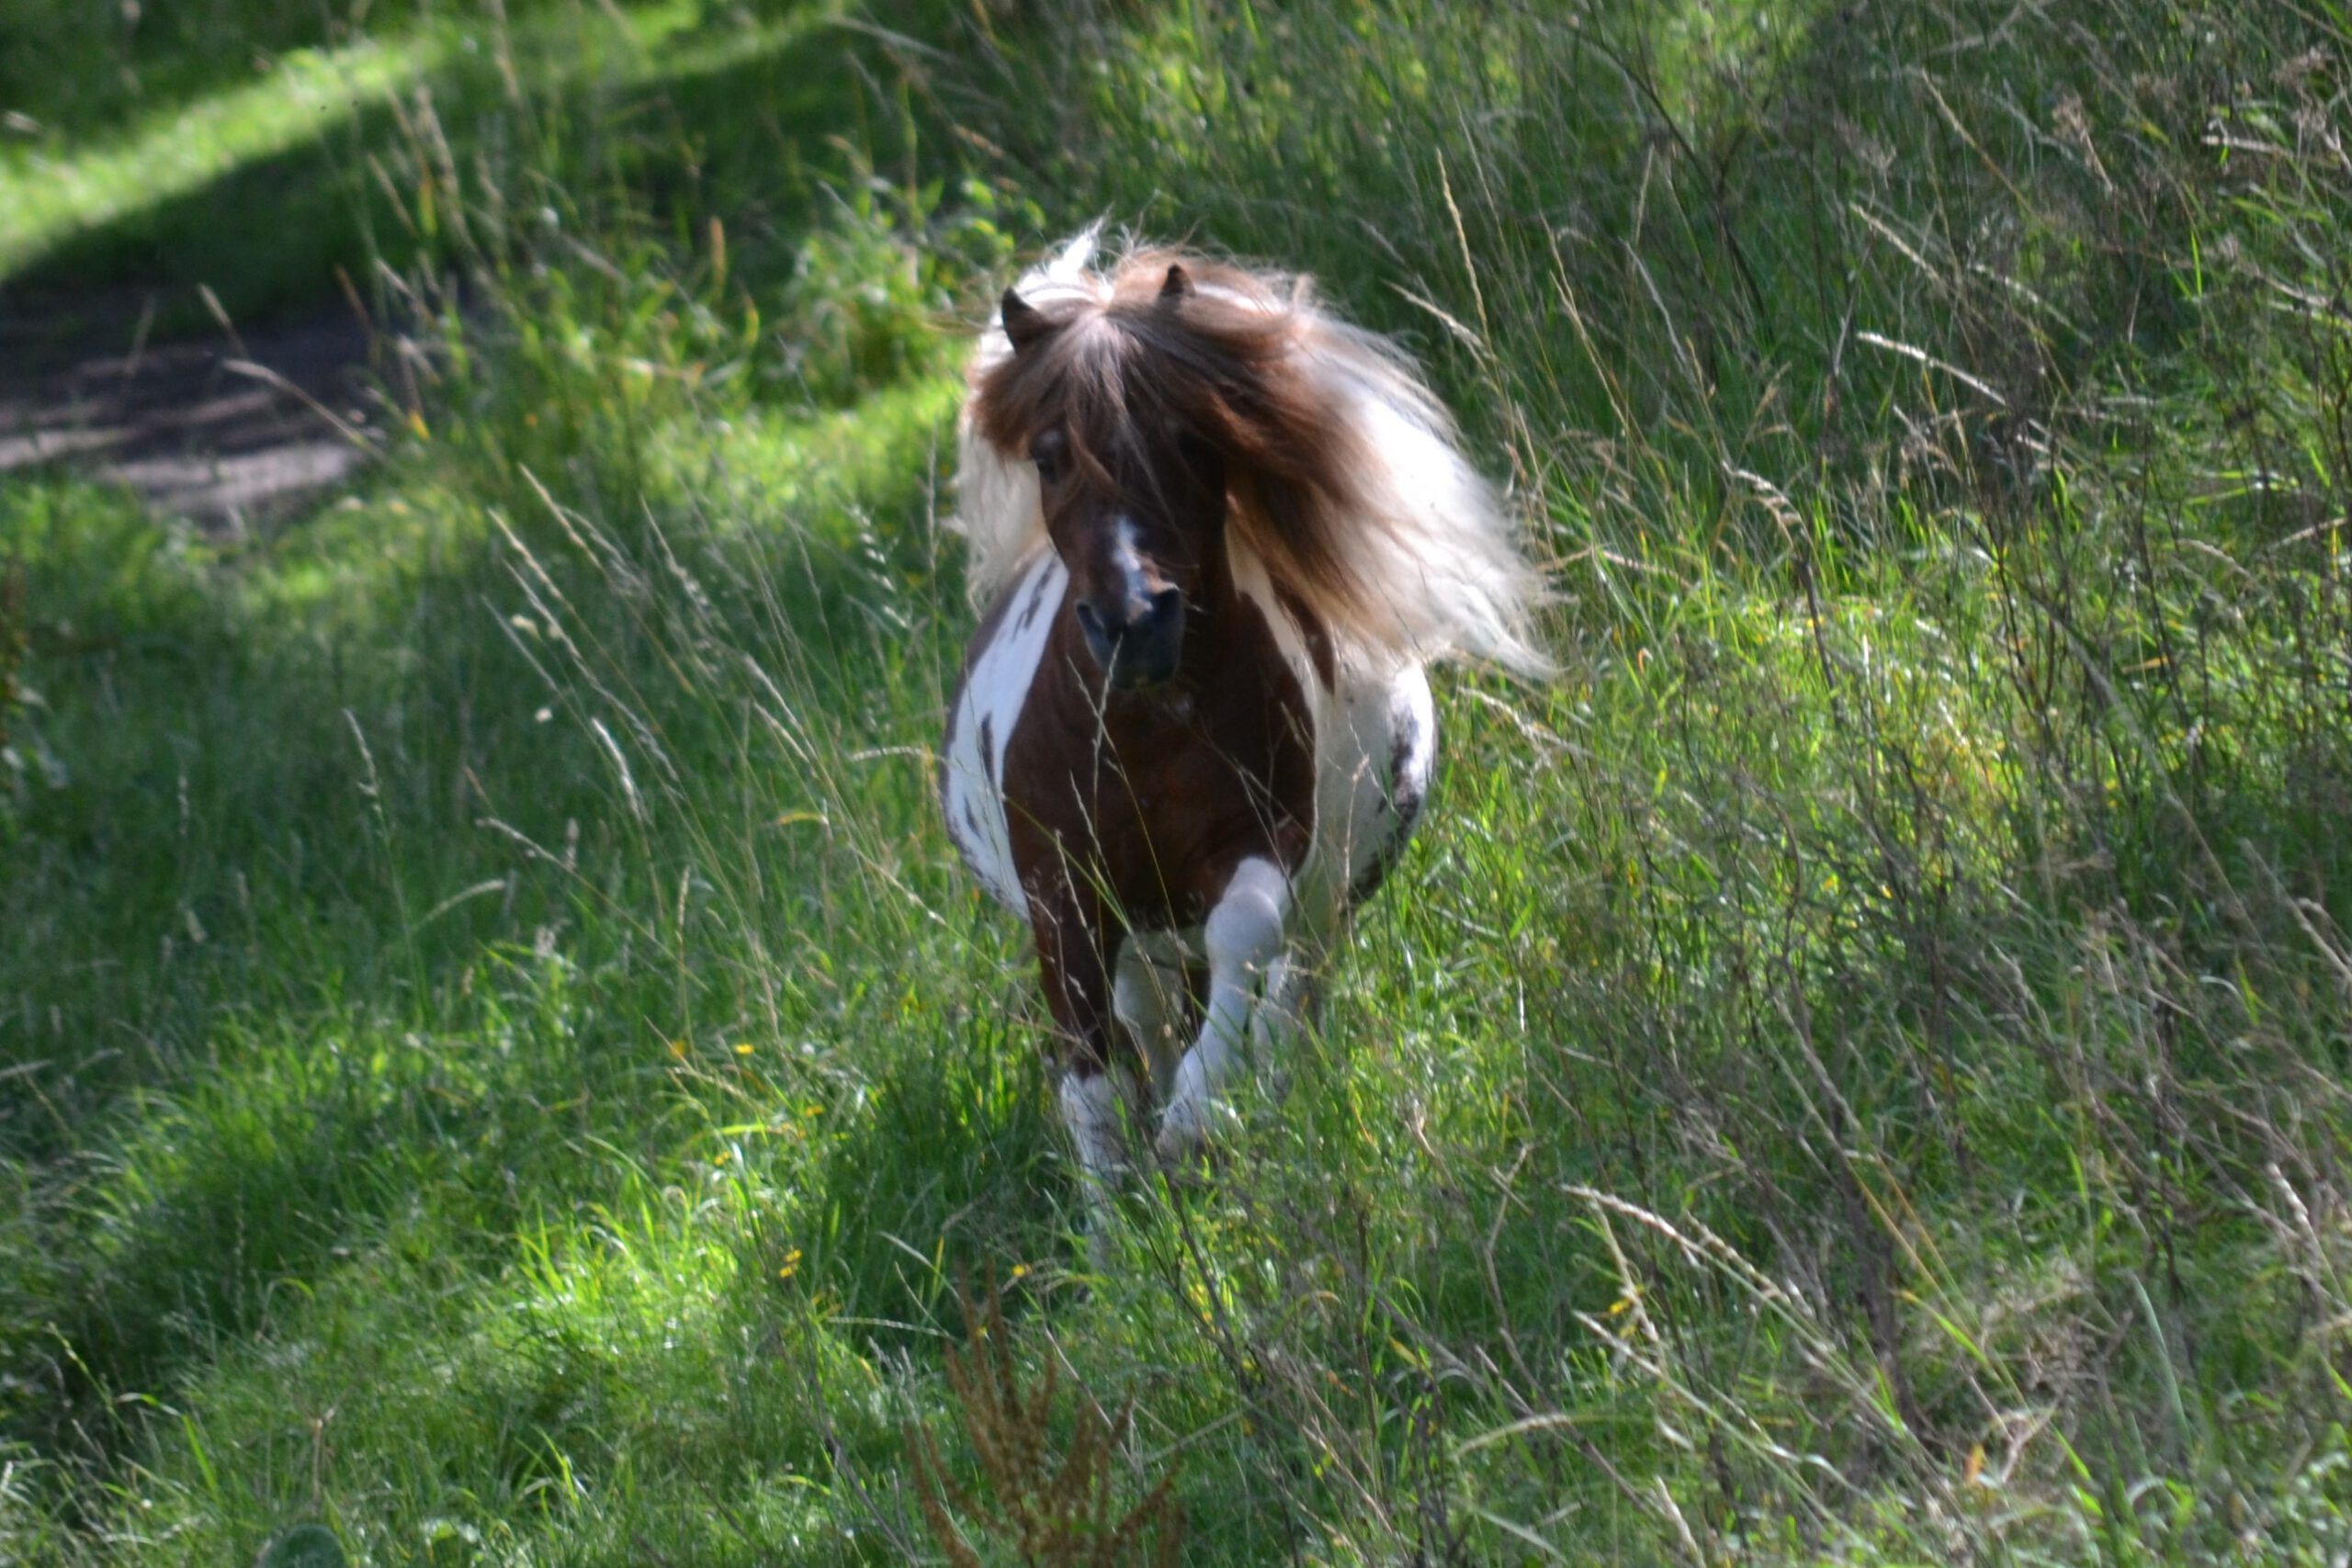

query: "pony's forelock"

left=952, top=232, right=1551, bottom=677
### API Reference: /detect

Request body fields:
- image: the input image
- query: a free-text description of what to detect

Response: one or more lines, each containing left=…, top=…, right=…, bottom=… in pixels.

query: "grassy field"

left=6, top=0, right=2352, bottom=1562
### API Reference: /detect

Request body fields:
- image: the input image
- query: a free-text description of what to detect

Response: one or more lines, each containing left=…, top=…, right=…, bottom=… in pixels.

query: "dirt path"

left=0, top=291, right=379, bottom=535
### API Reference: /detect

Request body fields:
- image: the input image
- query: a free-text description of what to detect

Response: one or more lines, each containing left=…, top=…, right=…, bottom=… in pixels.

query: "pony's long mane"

left=954, top=231, right=1550, bottom=677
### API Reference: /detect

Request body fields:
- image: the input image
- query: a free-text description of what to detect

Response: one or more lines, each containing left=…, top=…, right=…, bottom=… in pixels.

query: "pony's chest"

left=1049, top=687, right=1316, bottom=900
left=940, top=556, right=1324, bottom=926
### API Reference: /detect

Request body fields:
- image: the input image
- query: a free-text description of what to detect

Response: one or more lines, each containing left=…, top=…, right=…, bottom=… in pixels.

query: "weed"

left=908, top=1284, right=1184, bottom=1568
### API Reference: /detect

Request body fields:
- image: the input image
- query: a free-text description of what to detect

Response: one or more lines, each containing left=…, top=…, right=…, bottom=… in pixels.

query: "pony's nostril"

left=1077, top=590, right=1181, bottom=683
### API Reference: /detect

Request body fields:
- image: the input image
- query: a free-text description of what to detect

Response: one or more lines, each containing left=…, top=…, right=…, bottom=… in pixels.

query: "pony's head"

left=970, top=258, right=1332, bottom=691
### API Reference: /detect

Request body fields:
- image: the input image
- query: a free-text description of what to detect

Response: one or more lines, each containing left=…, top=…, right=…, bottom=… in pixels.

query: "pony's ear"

left=1159, top=264, right=1193, bottom=302
left=1000, top=288, right=1051, bottom=353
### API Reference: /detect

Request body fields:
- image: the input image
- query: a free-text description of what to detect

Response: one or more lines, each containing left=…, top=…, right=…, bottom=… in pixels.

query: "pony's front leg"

left=1114, top=937, right=1194, bottom=1108
left=1158, top=856, right=1297, bottom=1161
left=1032, top=895, right=1129, bottom=1258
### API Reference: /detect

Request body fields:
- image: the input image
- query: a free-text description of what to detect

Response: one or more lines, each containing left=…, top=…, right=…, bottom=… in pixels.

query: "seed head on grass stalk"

left=907, top=1281, right=1184, bottom=1568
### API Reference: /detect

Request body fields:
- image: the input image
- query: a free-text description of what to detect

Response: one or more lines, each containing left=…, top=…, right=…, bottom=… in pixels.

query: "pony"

left=940, top=231, right=1547, bottom=1243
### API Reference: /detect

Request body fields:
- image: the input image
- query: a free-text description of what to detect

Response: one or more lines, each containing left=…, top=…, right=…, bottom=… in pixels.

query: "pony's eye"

left=1031, top=431, right=1069, bottom=486
left=1174, top=425, right=1222, bottom=478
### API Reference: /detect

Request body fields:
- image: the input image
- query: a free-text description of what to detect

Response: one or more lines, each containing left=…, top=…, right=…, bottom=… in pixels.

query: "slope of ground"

left=4, top=1, right=2351, bottom=1564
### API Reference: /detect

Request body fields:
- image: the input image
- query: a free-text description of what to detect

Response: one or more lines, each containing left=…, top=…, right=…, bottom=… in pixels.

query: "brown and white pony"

left=940, top=231, right=1546, bottom=1245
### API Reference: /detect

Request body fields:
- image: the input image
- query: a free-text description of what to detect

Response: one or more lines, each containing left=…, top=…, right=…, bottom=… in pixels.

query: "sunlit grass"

left=0, top=38, right=442, bottom=279
left=0, top=1, right=819, bottom=304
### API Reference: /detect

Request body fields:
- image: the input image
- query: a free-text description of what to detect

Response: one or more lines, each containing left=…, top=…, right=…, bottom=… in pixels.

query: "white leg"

left=1059, top=1069, right=1127, bottom=1261
left=1158, top=856, right=1293, bottom=1159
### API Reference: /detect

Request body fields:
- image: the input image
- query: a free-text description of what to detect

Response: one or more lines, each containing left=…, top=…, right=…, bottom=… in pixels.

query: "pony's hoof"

left=1153, top=1122, right=1202, bottom=1167
left=1154, top=1094, right=1229, bottom=1166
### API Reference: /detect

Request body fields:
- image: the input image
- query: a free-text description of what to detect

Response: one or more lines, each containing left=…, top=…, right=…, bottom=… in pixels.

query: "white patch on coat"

left=1330, top=663, right=1435, bottom=897
left=942, top=551, right=1066, bottom=916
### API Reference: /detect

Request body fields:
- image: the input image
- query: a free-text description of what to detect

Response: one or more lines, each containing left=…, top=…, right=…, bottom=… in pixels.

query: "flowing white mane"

left=952, top=230, right=1551, bottom=678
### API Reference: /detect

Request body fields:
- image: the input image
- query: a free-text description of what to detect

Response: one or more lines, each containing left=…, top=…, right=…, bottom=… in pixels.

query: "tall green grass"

left=6, top=0, right=2352, bottom=1562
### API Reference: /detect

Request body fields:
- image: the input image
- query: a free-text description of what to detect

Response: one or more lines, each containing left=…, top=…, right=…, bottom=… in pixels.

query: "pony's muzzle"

left=1075, top=587, right=1184, bottom=689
